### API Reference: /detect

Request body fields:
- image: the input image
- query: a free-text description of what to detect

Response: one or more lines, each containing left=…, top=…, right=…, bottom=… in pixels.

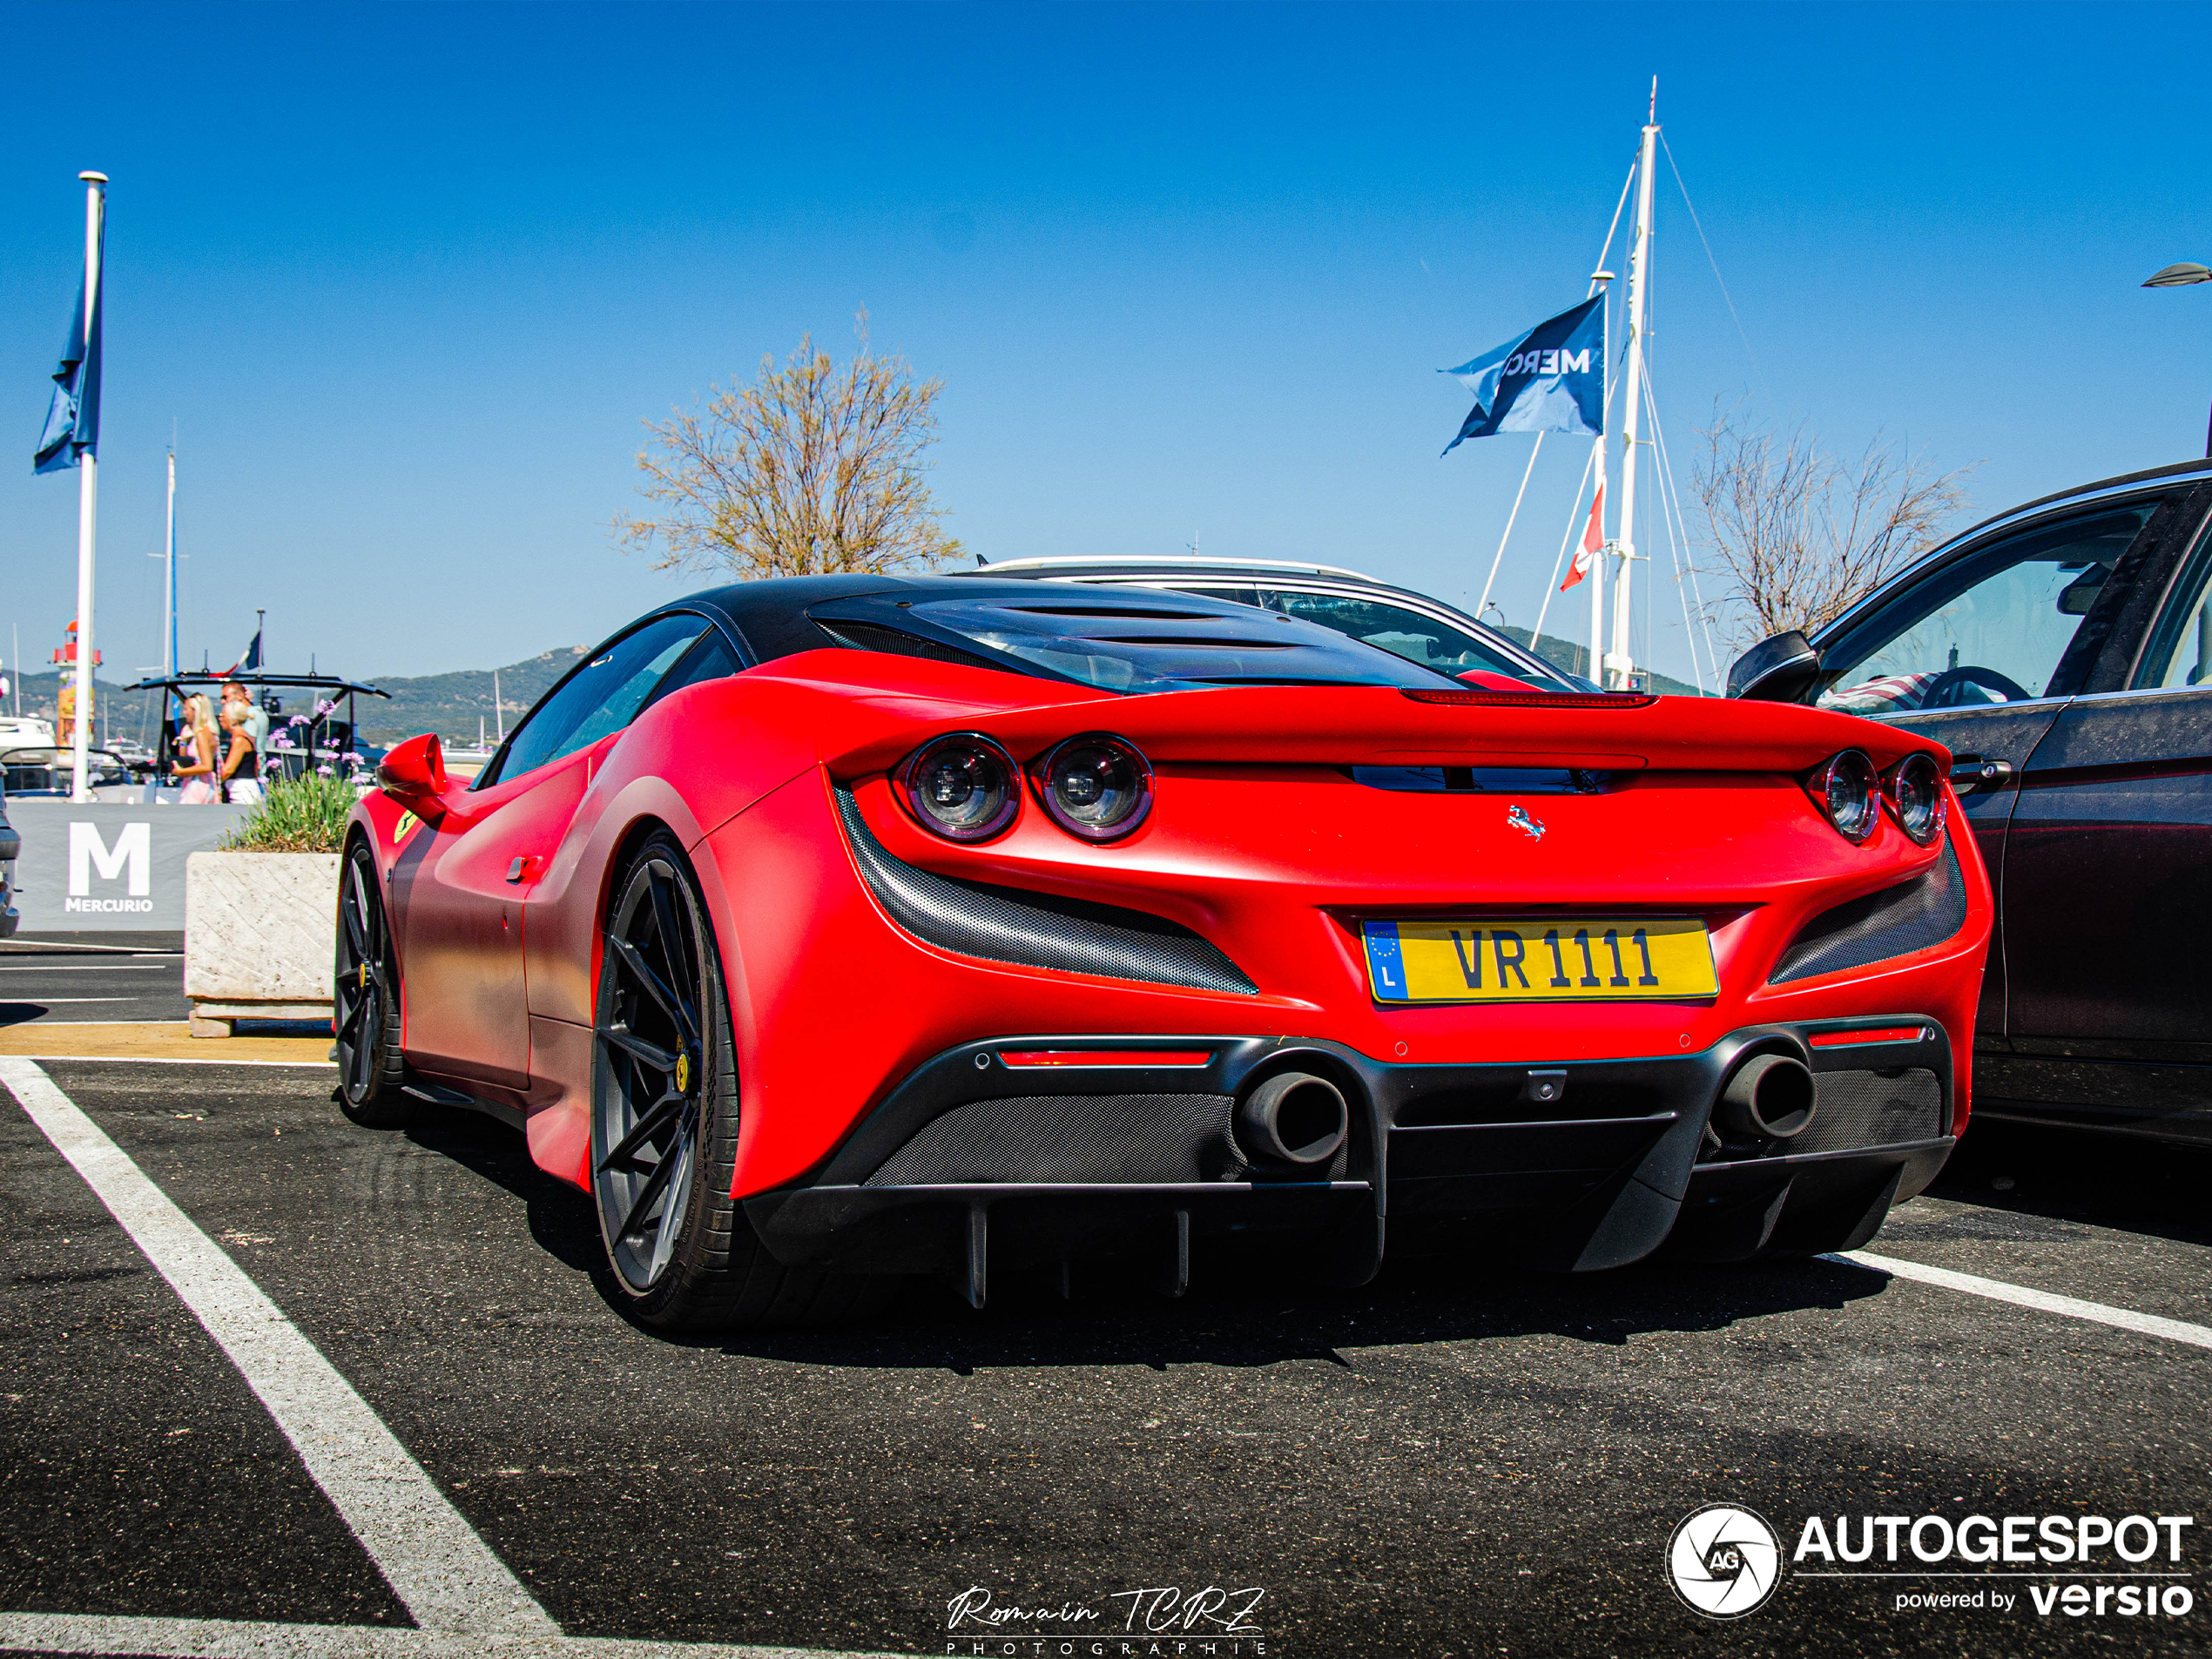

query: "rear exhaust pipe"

left=1716, top=1054, right=1817, bottom=1140
left=1237, top=1072, right=1349, bottom=1167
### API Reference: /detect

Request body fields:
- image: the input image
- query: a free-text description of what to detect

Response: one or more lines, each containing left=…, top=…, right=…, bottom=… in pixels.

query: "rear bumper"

left=743, top=1019, right=1955, bottom=1293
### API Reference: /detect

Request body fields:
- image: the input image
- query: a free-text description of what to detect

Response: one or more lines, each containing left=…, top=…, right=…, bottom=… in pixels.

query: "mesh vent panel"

left=1770, top=838, right=1969, bottom=984
left=1795, top=1068, right=1944, bottom=1153
left=864, top=1093, right=1244, bottom=1185
left=836, top=787, right=1258, bottom=994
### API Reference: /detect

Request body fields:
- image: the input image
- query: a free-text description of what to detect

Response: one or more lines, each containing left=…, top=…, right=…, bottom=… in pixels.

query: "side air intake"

left=834, top=786, right=1258, bottom=995
left=1769, top=837, right=1969, bottom=984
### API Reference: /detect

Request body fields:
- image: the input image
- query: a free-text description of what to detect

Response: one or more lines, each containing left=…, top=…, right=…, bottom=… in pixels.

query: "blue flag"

left=35, top=224, right=104, bottom=475
left=1440, top=294, right=1604, bottom=455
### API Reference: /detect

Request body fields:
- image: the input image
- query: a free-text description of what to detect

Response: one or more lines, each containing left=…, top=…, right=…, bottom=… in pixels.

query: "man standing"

left=219, top=681, right=269, bottom=754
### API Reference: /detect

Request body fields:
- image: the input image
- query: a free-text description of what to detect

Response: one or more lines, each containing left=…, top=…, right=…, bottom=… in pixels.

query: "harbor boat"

left=122, top=669, right=392, bottom=791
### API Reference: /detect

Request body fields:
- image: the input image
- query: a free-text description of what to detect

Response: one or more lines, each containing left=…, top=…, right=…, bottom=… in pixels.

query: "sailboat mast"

left=1588, top=306, right=1608, bottom=683
left=164, top=448, right=178, bottom=679
left=1611, top=81, right=1659, bottom=690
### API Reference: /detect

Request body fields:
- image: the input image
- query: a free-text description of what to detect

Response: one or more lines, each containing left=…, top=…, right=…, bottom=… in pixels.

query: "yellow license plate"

left=1362, top=917, right=1716, bottom=1004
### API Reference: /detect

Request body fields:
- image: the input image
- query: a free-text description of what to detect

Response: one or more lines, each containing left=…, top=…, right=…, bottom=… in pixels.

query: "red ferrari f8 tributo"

left=337, top=577, right=1989, bottom=1326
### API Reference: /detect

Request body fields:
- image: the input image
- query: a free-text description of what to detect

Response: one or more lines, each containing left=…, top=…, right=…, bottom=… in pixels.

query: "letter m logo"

left=1558, top=347, right=1591, bottom=374
left=70, top=821, right=151, bottom=897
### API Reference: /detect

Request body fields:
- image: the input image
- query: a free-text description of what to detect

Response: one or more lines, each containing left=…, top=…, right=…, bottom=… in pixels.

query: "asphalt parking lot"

left=0, top=936, right=188, bottom=1027
left=3, top=1051, right=2208, bottom=1659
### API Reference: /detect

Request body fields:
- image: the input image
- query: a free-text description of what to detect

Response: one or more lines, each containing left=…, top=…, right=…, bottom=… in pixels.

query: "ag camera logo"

left=1669, top=1504, right=1783, bottom=1618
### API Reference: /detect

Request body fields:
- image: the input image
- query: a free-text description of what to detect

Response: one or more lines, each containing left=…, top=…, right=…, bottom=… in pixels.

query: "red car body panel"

left=353, top=646, right=1989, bottom=1218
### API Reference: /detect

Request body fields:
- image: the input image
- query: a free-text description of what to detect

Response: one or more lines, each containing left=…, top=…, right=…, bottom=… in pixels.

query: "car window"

left=639, top=629, right=742, bottom=716
left=1813, top=504, right=2159, bottom=714
left=1258, top=590, right=1554, bottom=685
left=484, top=614, right=708, bottom=786
left=2133, top=523, right=2212, bottom=690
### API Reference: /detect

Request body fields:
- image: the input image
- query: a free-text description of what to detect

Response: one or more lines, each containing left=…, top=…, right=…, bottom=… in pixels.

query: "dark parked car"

left=1729, top=458, right=2212, bottom=1143
left=964, top=556, right=1599, bottom=691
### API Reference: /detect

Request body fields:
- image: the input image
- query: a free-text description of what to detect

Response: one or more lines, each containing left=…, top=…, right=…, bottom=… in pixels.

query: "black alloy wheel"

left=590, top=830, right=891, bottom=1329
left=334, top=836, right=415, bottom=1127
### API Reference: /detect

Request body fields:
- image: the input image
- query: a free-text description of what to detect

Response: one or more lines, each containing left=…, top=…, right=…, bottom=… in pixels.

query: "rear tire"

left=334, top=835, right=416, bottom=1129
left=590, top=831, right=889, bottom=1330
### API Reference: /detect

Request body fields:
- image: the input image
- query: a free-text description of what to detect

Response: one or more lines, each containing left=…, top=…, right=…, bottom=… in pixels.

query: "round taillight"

left=1035, top=734, right=1154, bottom=842
left=898, top=734, right=1020, bottom=842
left=1811, top=749, right=1880, bottom=843
left=1885, top=752, right=1946, bottom=846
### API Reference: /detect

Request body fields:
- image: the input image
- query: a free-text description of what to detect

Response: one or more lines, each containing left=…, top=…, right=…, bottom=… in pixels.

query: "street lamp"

left=2144, top=262, right=2212, bottom=457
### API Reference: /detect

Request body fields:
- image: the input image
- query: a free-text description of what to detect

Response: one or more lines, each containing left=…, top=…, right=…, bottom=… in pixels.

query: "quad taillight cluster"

left=897, top=732, right=1156, bottom=845
left=1807, top=749, right=1946, bottom=846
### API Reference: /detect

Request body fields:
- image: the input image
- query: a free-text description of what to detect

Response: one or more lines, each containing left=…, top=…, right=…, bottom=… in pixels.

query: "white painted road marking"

left=0, top=1057, right=556, bottom=1639
left=0, top=1614, right=900, bottom=1659
left=0, top=1053, right=335, bottom=1067
left=1834, top=1249, right=2212, bottom=1352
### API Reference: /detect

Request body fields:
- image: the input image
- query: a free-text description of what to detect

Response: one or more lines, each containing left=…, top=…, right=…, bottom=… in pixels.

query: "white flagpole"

left=1611, top=82, right=1660, bottom=691
left=1476, top=432, right=1544, bottom=621
left=1533, top=440, right=1598, bottom=651
left=165, top=448, right=177, bottom=680
left=70, top=172, right=108, bottom=803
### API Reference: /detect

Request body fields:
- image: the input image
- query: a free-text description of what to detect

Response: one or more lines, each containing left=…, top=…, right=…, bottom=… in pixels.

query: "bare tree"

left=615, top=311, right=961, bottom=578
left=1693, top=405, right=1974, bottom=647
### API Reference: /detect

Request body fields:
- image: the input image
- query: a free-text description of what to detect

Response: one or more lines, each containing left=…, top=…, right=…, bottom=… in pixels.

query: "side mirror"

left=1727, top=631, right=1821, bottom=702
left=377, top=732, right=448, bottom=802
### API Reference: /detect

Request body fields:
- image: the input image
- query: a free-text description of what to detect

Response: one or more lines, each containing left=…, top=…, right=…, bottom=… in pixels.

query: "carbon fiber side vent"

left=1769, top=837, right=1969, bottom=984
left=833, top=786, right=1258, bottom=995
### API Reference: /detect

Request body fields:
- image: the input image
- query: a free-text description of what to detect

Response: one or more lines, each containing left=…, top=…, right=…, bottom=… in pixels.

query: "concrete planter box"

left=184, top=851, right=342, bottom=1036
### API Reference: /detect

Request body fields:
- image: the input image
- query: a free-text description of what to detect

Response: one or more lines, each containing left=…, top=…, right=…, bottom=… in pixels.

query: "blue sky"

left=2, top=1, right=2207, bottom=691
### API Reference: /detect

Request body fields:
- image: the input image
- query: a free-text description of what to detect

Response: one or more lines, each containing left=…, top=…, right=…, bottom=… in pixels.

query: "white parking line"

left=0, top=1613, right=897, bottom=1659
left=1833, top=1249, right=2212, bottom=1352
left=0, top=963, right=181, bottom=971
left=0, top=1053, right=334, bottom=1067
left=0, top=1059, right=896, bottom=1659
left=0, top=1057, right=556, bottom=1640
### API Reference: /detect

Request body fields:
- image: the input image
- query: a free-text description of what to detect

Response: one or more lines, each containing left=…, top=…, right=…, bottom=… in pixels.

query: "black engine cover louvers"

left=833, top=786, right=1258, bottom=995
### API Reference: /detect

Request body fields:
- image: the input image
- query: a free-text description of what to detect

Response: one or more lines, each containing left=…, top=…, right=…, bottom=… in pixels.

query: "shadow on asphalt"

left=1931, top=1116, right=2212, bottom=1251
left=381, top=1097, right=1898, bottom=1369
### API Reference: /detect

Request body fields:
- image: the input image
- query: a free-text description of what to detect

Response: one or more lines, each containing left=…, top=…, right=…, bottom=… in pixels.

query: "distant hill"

left=357, top=645, right=593, bottom=745
left=1494, top=626, right=1711, bottom=698
left=4, top=622, right=1713, bottom=753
